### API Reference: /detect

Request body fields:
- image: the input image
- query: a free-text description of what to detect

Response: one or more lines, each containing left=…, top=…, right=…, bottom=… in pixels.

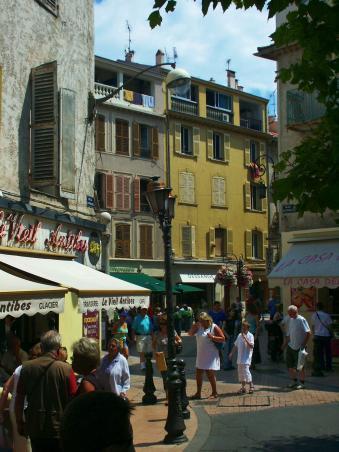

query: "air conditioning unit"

left=222, top=113, right=230, bottom=122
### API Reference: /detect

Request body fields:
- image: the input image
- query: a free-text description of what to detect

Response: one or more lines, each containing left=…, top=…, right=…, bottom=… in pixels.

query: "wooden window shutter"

left=139, top=225, right=146, bottom=259
left=187, top=173, right=195, bottom=204
left=227, top=229, right=233, bottom=254
left=261, top=195, right=267, bottom=212
left=244, top=139, right=250, bottom=167
left=31, top=61, right=58, bottom=187
left=224, top=134, right=230, bottom=162
left=115, top=175, right=124, bottom=210
left=104, top=174, right=114, bottom=210
left=263, top=231, right=268, bottom=261
left=95, top=114, right=106, bottom=152
left=133, top=177, right=140, bottom=212
left=123, top=176, right=131, bottom=211
left=207, top=130, right=213, bottom=159
left=151, top=127, right=159, bottom=160
left=179, top=172, right=185, bottom=203
left=140, top=225, right=153, bottom=259
left=116, top=119, right=129, bottom=155
left=191, top=225, right=196, bottom=257
left=209, top=227, right=216, bottom=258
left=244, top=182, right=251, bottom=210
left=132, top=122, right=140, bottom=157
left=224, top=177, right=229, bottom=208
left=193, top=127, right=200, bottom=157
left=115, top=224, right=130, bottom=258
left=212, top=177, right=219, bottom=206
left=60, top=88, right=76, bottom=196
left=245, top=230, right=252, bottom=259
left=182, top=226, right=192, bottom=257
left=219, top=177, right=226, bottom=207
left=174, top=123, right=181, bottom=152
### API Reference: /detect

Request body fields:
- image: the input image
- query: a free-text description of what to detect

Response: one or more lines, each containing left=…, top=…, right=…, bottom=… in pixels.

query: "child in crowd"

left=229, top=321, right=255, bottom=394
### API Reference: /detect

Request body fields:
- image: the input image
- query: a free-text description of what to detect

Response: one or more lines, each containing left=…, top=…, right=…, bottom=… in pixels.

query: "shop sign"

left=0, top=297, right=64, bottom=319
left=82, top=310, right=99, bottom=339
left=78, top=295, right=149, bottom=312
left=109, top=265, right=138, bottom=273
left=284, top=276, right=339, bottom=289
left=86, top=196, right=95, bottom=208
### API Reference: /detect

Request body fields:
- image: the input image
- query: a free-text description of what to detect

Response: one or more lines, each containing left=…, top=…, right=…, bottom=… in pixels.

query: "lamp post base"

left=142, top=352, right=157, bottom=405
left=163, top=432, right=188, bottom=445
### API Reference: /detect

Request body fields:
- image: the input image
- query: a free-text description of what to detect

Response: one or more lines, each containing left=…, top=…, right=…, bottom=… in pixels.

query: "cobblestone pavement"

left=127, top=333, right=339, bottom=451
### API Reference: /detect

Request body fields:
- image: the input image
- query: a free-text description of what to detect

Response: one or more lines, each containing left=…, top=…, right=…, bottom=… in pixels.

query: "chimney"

left=156, top=49, right=165, bottom=65
left=227, top=69, right=236, bottom=89
left=238, top=85, right=244, bottom=91
left=125, top=50, right=135, bottom=62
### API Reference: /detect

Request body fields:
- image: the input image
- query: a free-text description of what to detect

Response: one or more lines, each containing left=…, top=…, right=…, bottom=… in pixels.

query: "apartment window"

left=181, top=126, right=193, bottom=155
left=35, top=0, right=59, bottom=16
left=116, top=119, right=129, bottom=155
left=115, top=175, right=131, bottom=211
left=215, top=228, right=226, bottom=257
left=206, top=89, right=232, bottom=111
left=94, top=173, right=114, bottom=210
left=212, top=176, right=226, bottom=207
left=213, top=133, right=224, bottom=160
left=251, top=184, right=261, bottom=211
left=250, top=140, right=259, bottom=163
left=179, top=172, right=195, bottom=204
left=115, top=224, right=131, bottom=258
left=95, top=114, right=106, bottom=152
left=252, top=230, right=263, bottom=259
left=132, top=123, right=159, bottom=159
left=173, top=84, right=198, bottom=102
left=140, top=125, right=151, bottom=158
left=139, top=225, right=153, bottom=259
left=140, top=178, right=151, bottom=212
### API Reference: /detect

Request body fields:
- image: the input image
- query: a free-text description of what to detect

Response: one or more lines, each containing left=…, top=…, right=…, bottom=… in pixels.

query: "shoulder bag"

left=210, top=326, right=225, bottom=351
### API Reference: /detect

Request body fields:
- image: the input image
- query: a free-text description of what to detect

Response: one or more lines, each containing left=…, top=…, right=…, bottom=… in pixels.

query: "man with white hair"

left=282, top=305, right=311, bottom=390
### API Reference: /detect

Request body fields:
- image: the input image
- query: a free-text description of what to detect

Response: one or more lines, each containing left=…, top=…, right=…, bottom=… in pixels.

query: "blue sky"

left=94, top=0, right=277, bottom=114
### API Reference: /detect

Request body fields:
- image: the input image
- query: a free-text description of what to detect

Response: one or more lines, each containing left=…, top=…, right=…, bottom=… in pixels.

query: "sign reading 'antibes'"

left=0, top=297, right=64, bottom=319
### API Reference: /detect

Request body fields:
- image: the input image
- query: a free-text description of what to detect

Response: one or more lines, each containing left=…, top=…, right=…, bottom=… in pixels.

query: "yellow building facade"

left=166, top=74, right=271, bottom=307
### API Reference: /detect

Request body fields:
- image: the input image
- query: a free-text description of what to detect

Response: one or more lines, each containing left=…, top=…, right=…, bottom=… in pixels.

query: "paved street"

left=127, top=333, right=339, bottom=452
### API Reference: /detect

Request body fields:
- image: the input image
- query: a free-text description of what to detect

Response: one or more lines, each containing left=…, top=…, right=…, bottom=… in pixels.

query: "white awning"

left=0, top=268, right=65, bottom=318
left=180, top=273, right=216, bottom=283
left=268, top=240, right=339, bottom=288
left=0, top=254, right=150, bottom=311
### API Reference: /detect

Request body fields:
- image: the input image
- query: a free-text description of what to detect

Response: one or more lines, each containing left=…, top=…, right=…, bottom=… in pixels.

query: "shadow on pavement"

left=253, top=435, right=339, bottom=451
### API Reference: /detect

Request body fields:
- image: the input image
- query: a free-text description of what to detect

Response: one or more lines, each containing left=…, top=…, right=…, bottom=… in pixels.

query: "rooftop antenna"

left=173, top=47, right=178, bottom=61
left=126, top=21, right=132, bottom=53
left=164, top=47, right=170, bottom=62
left=226, top=59, right=231, bottom=70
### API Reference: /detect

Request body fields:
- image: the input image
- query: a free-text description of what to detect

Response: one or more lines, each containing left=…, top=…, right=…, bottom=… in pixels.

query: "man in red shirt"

left=15, top=330, right=77, bottom=452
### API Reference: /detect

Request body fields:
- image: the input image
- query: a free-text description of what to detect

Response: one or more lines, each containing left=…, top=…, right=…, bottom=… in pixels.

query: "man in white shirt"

left=282, top=305, right=311, bottom=390
left=311, top=302, right=333, bottom=376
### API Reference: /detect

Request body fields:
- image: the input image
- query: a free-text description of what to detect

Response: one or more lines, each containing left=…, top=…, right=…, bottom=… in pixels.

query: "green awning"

left=174, top=283, right=204, bottom=293
left=110, top=273, right=170, bottom=293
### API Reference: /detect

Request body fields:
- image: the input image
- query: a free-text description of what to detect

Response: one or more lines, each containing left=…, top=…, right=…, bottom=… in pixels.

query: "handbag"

left=210, top=326, right=225, bottom=351
left=155, top=352, right=167, bottom=372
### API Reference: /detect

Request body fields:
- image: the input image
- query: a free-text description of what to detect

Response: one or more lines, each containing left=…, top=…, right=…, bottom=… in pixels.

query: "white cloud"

left=94, top=0, right=276, bottom=110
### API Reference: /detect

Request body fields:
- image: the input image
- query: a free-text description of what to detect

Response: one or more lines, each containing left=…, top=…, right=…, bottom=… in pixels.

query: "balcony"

left=287, top=90, right=325, bottom=128
left=170, top=96, right=198, bottom=116
left=94, top=82, right=120, bottom=101
left=206, top=106, right=233, bottom=124
left=94, top=82, right=155, bottom=108
left=240, top=117, right=262, bottom=132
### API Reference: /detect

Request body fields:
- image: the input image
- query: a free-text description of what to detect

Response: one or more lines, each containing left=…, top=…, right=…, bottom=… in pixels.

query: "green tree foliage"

left=148, top=0, right=339, bottom=214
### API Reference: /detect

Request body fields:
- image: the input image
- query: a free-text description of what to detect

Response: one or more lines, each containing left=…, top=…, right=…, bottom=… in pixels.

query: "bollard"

left=142, top=352, right=157, bottom=405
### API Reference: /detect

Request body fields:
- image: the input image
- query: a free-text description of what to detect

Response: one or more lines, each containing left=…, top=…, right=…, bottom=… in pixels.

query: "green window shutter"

left=182, top=226, right=192, bottom=257
left=224, top=133, right=230, bottom=162
left=227, top=229, right=233, bottom=254
left=95, top=114, right=106, bottom=152
left=174, top=122, right=181, bottom=152
left=60, top=88, right=76, bottom=196
left=193, top=127, right=200, bottom=157
left=151, top=127, right=159, bottom=160
left=245, top=230, right=252, bottom=259
left=207, top=130, right=213, bottom=159
left=31, top=61, right=58, bottom=187
left=244, top=139, right=250, bottom=167
left=132, top=122, right=140, bottom=157
left=209, top=227, right=215, bottom=258
left=244, top=182, right=251, bottom=210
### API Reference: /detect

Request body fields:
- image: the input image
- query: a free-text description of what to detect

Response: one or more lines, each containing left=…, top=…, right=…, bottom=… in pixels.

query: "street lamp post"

left=224, top=253, right=245, bottom=300
left=145, top=178, right=188, bottom=445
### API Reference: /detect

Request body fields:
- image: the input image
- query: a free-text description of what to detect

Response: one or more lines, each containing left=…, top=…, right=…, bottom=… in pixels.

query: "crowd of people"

left=0, top=298, right=334, bottom=451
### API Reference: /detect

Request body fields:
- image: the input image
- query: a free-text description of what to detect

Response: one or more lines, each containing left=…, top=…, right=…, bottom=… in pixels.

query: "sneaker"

left=295, top=383, right=305, bottom=390
left=287, top=382, right=298, bottom=389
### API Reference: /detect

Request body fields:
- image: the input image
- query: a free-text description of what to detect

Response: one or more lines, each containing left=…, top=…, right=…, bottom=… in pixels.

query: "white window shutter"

left=212, top=177, right=219, bottom=206
left=227, top=229, right=233, bottom=254
left=244, top=182, right=251, bottom=210
left=193, top=127, right=200, bottom=156
left=224, top=133, right=230, bottom=162
left=245, top=230, right=252, bottom=259
left=175, top=123, right=181, bottom=152
left=209, top=227, right=215, bottom=258
left=191, top=225, right=196, bottom=257
left=219, top=177, right=226, bottom=207
left=244, top=139, right=250, bottom=167
left=182, top=226, right=192, bottom=257
left=207, top=130, right=213, bottom=159
left=187, top=173, right=195, bottom=204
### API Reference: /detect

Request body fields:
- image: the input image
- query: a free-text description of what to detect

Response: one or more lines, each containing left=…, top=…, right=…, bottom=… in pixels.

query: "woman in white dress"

left=188, top=312, right=225, bottom=399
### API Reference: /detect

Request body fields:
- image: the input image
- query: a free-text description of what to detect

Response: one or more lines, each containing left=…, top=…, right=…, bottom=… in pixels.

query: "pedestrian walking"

left=15, top=330, right=77, bottom=452
left=131, top=307, right=153, bottom=371
left=282, top=305, right=311, bottom=390
left=311, top=302, right=333, bottom=376
left=112, top=311, right=129, bottom=359
left=229, top=321, right=255, bottom=394
left=188, top=312, right=225, bottom=399
left=245, top=303, right=261, bottom=369
left=97, top=338, right=130, bottom=399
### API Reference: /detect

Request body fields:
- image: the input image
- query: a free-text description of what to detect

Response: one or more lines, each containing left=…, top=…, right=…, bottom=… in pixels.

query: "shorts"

left=237, top=364, right=252, bottom=383
left=286, top=345, right=299, bottom=369
left=136, top=335, right=152, bottom=353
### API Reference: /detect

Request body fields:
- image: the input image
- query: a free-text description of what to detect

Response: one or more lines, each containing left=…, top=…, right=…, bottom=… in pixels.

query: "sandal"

left=249, top=385, right=255, bottom=394
left=190, top=394, right=202, bottom=400
left=237, top=387, right=246, bottom=395
left=208, top=393, right=219, bottom=399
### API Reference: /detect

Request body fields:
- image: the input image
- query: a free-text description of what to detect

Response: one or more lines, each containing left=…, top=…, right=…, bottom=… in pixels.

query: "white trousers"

left=237, top=364, right=252, bottom=383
